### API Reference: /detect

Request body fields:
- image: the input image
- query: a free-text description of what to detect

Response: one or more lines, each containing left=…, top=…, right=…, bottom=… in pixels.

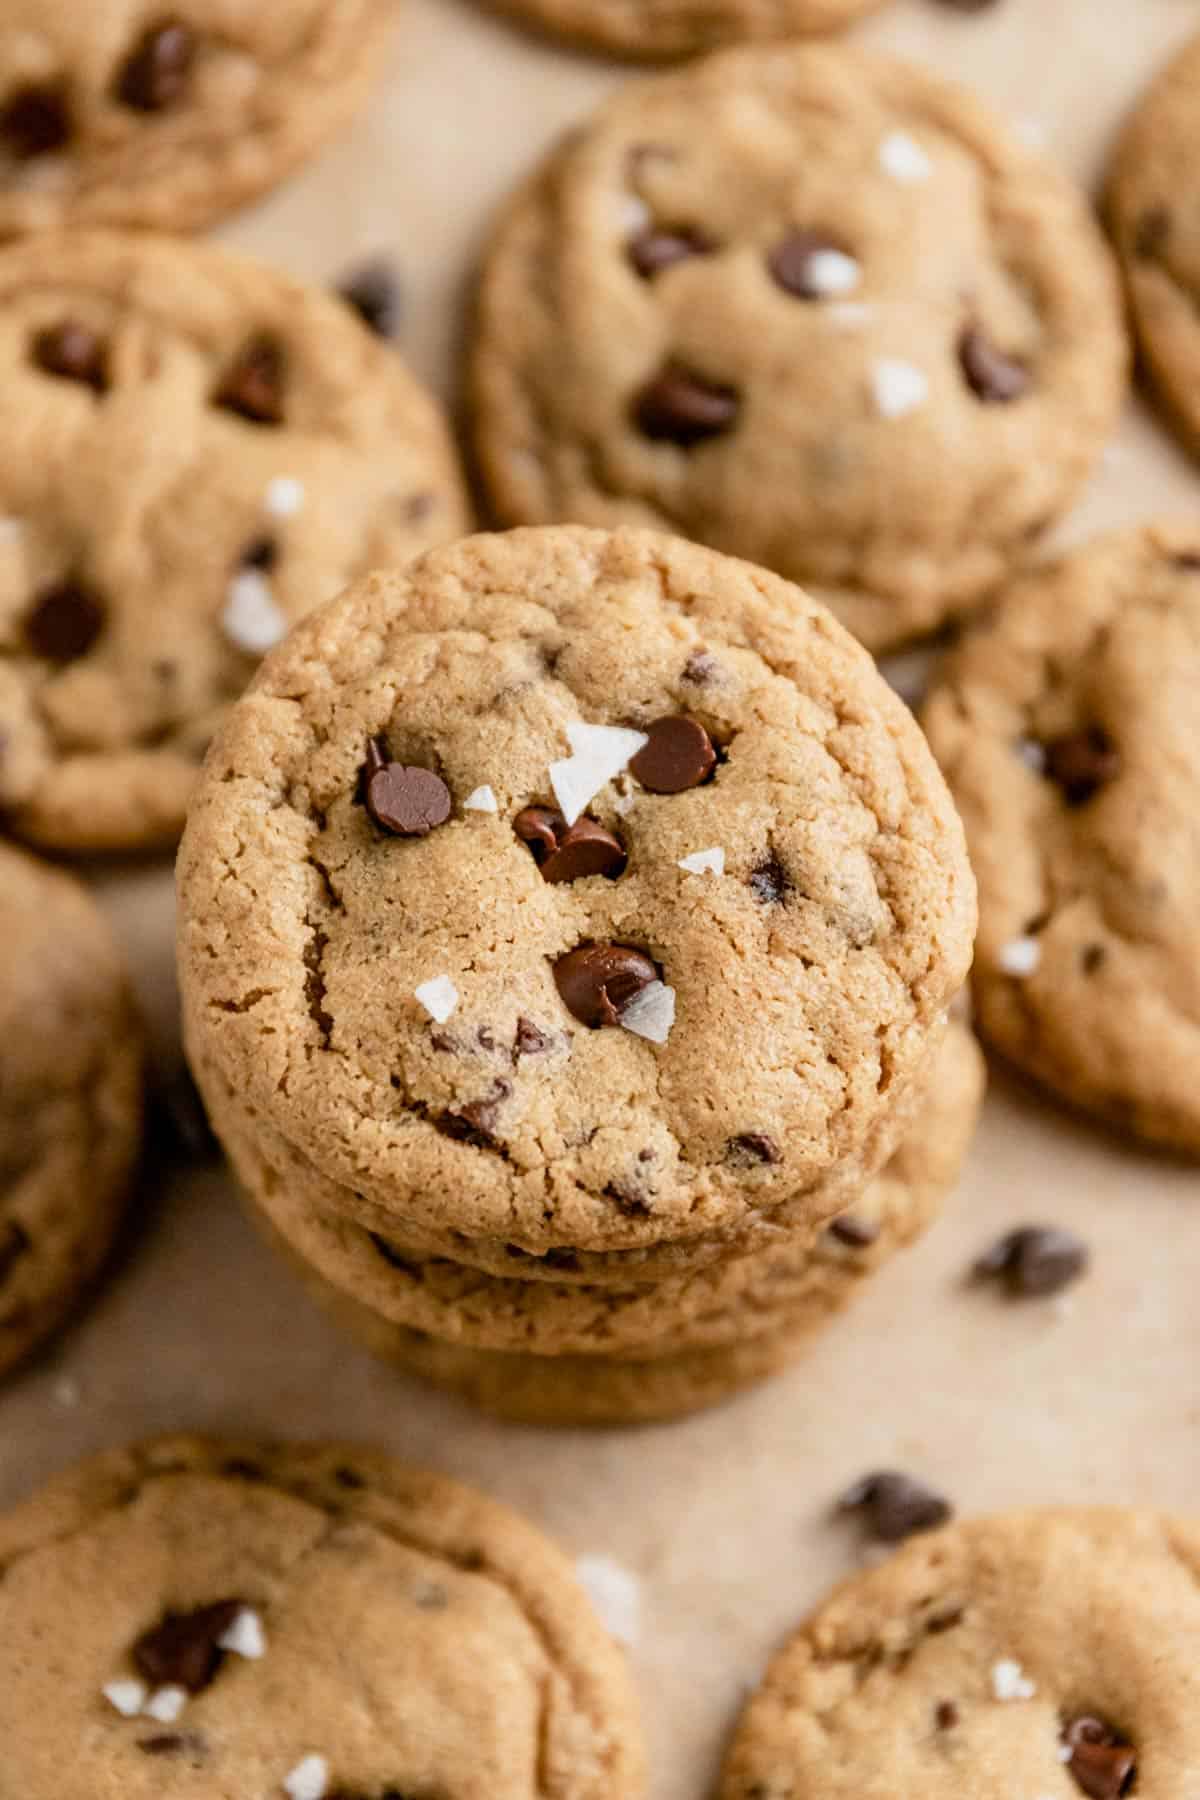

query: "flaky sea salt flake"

left=872, top=359, right=929, bottom=420
left=620, top=980, right=676, bottom=1045
left=284, top=1755, right=330, bottom=1800
left=998, top=936, right=1041, bottom=978
left=879, top=130, right=932, bottom=182
left=219, top=1607, right=267, bottom=1659
left=991, top=1658, right=1036, bottom=1702
left=103, top=1679, right=148, bottom=1718
left=678, top=847, right=725, bottom=876
left=222, top=570, right=287, bottom=655
left=144, top=1685, right=188, bottom=1723
left=463, top=785, right=498, bottom=813
left=415, top=976, right=459, bottom=1024
left=265, top=476, right=305, bottom=518
left=550, top=722, right=648, bottom=825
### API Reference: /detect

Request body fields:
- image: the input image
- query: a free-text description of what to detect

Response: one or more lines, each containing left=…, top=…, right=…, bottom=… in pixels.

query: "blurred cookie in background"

left=476, top=0, right=886, bottom=62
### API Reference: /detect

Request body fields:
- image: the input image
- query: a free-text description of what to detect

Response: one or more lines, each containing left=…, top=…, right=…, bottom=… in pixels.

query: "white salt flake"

left=619, top=193, right=651, bottom=234
left=576, top=1554, right=641, bottom=1647
left=678, top=846, right=725, bottom=877
left=103, top=1678, right=148, bottom=1718
left=998, top=936, right=1041, bottom=978
left=415, top=976, right=459, bottom=1024
left=871, top=358, right=929, bottom=419
left=463, top=785, right=498, bottom=813
left=0, top=516, right=22, bottom=544
left=222, top=570, right=287, bottom=655
left=265, top=476, right=305, bottom=518
left=619, top=980, right=676, bottom=1045
left=879, top=130, right=933, bottom=183
left=144, top=1685, right=188, bottom=1723
left=550, top=722, right=648, bottom=826
left=991, top=1658, right=1037, bottom=1702
left=612, top=792, right=635, bottom=816
left=806, top=249, right=861, bottom=297
left=1015, top=116, right=1049, bottom=151
left=826, top=301, right=873, bottom=329
left=284, top=1754, right=330, bottom=1800
left=219, top=1606, right=267, bottom=1660
left=1015, top=737, right=1048, bottom=775
left=1057, top=1744, right=1074, bottom=1764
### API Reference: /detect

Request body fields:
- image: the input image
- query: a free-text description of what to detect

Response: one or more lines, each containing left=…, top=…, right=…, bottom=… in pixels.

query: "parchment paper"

left=3, top=3, right=1199, bottom=1794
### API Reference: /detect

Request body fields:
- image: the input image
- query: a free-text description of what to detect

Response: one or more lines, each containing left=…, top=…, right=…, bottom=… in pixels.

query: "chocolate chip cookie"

left=479, top=0, right=884, bottom=63
left=0, top=230, right=469, bottom=850
left=179, top=525, right=976, bottom=1263
left=0, top=2, right=395, bottom=237
left=924, top=521, right=1200, bottom=1154
left=246, top=1020, right=985, bottom=1423
left=0, top=842, right=143, bottom=1376
left=471, top=45, right=1127, bottom=652
left=0, top=1435, right=645, bottom=1795
left=1108, top=31, right=1200, bottom=459
left=719, top=1507, right=1192, bottom=1799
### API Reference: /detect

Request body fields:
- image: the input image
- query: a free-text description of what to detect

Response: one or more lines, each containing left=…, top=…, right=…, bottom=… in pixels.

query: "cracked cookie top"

left=0, top=230, right=469, bottom=850
left=924, top=521, right=1200, bottom=1155
left=720, top=1508, right=1194, bottom=1800
left=1108, top=29, right=1200, bottom=459
left=471, top=44, right=1127, bottom=653
left=0, top=1435, right=644, bottom=1798
left=0, top=0, right=394, bottom=235
left=178, top=526, right=975, bottom=1255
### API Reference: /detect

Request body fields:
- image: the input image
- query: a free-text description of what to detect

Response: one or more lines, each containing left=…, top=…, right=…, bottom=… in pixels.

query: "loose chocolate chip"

left=725, top=1133, right=780, bottom=1167
left=553, top=943, right=657, bottom=1028
left=133, top=1600, right=244, bottom=1693
left=337, top=258, right=403, bottom=339
left=239, top=534, right=278, bottom=572
left=629, top=715, right=716, bottom=793
left=973, top=1225, right=1089, bottom=1297
left=935, top=1701, right=960, bottom=1731
left=767, top=228, right=849, bottom=299
left=24, top=581, right=105, bottom=663
left=32, top=320, right=108, bottom=392
left=1043, top=727, right=1120, bottom=806
left=628, top=225, right=714, bottom=279
left=749, top=850, right=789, bottom=905
left=0, top=1220, right=30, bottom=1283
left=836, top=1471, right=953, bottom=1543
left=959, top=326, right=1029, bottom=404
left=116, top=18, right=196, bottom=111
left=362, top=740, right=452, bottom=837
left=827, top=1213, right=880, bottom=1249
left=515, top=1017, right=551, bottom=1058
left=213, top=335, right=287, bottom=425
left=0, top=84, right=70, bottom=158
left=1062, top=1717, right=1137, bottom=1800
left=513, top=806, right=627, bottom=883
left=1134, top=206, right=1169, bottom=261
left=633, top=361, right=740, bottom=446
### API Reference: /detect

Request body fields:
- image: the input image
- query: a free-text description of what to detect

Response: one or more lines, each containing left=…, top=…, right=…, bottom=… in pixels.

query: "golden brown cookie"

left=0, top=1435, right=646, bottom=1794
left=719, top=1508, right=1192, bottom=1799
left=0, top=2, right=396, bottom=237
left=0, top=842, right=143, bottom=1376
left=471, top=46, right=1127, bottom=652
left=1108, top=30, right=1200, bottom=459
left=478, top=0, right=884, bottom=63
left=179, top=526, right=975, bottom=1261
left=924, top=521, right=1200, bottom=1154
left=0, top=230, right=469, bottom=850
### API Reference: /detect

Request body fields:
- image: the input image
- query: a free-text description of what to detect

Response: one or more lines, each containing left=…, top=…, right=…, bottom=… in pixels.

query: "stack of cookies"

left=179, top=525, right=979, bottom=1424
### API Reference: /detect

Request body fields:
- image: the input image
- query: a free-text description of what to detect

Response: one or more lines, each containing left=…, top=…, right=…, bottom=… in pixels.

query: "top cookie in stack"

left=179, top=525, right=975, bottom=1286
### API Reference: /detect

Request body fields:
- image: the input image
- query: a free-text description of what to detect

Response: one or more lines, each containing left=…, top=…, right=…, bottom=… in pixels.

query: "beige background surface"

left=3, top=1, right=1200, bottom=1794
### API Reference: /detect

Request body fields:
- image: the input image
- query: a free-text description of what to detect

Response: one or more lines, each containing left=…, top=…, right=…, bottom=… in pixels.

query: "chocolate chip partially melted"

left=633, top=360, right=740, bottom=446
left=1043, top=727, right=1120, bottom=806
left=767, top=228, right=850, bottom=299
left=837, top=1470, right=953, bottom=1543
left=973, top=1225, right=1089, bottom=1297
left=0, top=84, right=70, bottom=157
left=213, top=334, right=287, bottom=425
left=725, top=1133, right=780, bottom=1168
left=553, top=943, right=657, bottom=1028
left=628, top=225, right=714, bottom=279
left=33, top=320, right=109, bottom=392
left=133, top=1600, right=245, bottom=1693
left=958, top=326, right=1029, bottom=403
left=362, top=739, right=452, bottom=837
left=1062, top=1717, right=1137, bottom=1800
left=337, top=258, right=404, bottom=339
left=513, top=806, right=626, bottom=882
left=629, top=715, right=716, bottom=793
left=748, top=850, right=789, bottom=905
left=24, top=581, right=105, bottom=663
left=115, top=18, right=197, bottom=111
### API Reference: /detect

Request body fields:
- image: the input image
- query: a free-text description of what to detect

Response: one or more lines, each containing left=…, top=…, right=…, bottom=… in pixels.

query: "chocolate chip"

left=220, top=1458, right=265, bottom=1481
left=1043, top=727, right=1120, bottom=806
left=452, top=1078, right=512, bottom=1141
left=958, top=326, right=1029, bottom=403
left=115, top=18, right=196, bottom=111
left=837, top=1471, right=953, bottom=1543
left=628, top=226, right=714, bottom=279
left=0, top=1220, right=30, bottom=1284
left=337, top=258, right=403, bottom=339
left=213, top=335, right=287, bottom=425
left=767, top=229, right=850, bottom=299
left=1173, top=551, right=1200, bottom=572
left=513, top=807, right=627, bottom=882
left=629, top=715, right=716, bottom=793
left=973, top=1225, right=1088, bottom=1297
left=633, top=361, right=740, bottom=446
left=682, top=649, right=719, bottom=685
left=361, top=739, right=452, bottom=837
left=151, top=1067, right=219, bottom=1164
left=553, top=943, right=657, bottom=1028
left=1134, top=206, right=1169, bottom=261
left=24, top=581, right=105, bottom=662
left=935, top=1701, right=960, bottom=1731
left=749, top=850, right=789, bottom=905
left=239, top=534, right=278, bottom=572
left=334, top=1464, right=365, bottom=1489
left=0, top=84, right=70, bottom=158
left=725, top=1133, right=780, bottom=1167
left=32, top=321, right=108, bottom=392
left=515, top=1017, right=551, bottom=1058
left=138, top=1731, right=208, bottom=1758
left=133, top=1600, right=244, bottom=1693
left=827, top=1214, right=880, bottom=1249
left=1062, top=1717, right=1137, bottom=1800
left=1081, top=943, right=1106, bottom=975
